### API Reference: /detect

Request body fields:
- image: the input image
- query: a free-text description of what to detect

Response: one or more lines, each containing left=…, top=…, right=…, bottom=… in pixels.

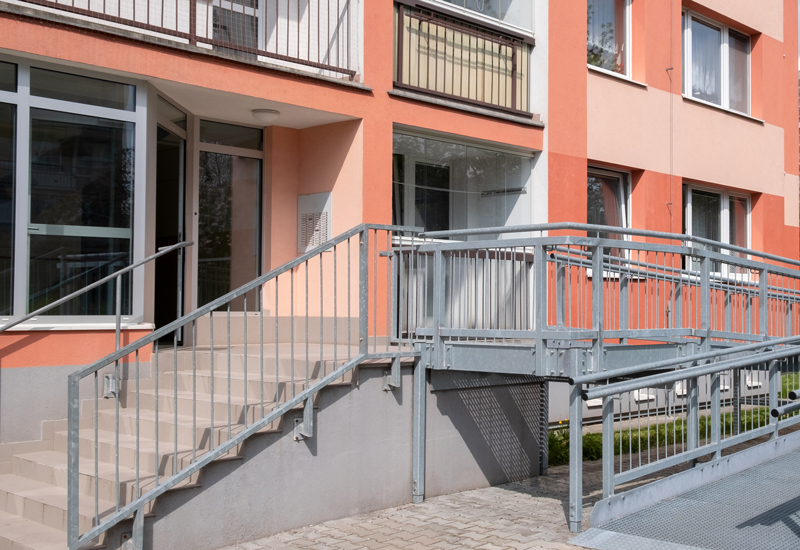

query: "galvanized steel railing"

left=401, top=223, right=800, bottom=354
left=21, top=0, right=359, bottom=78
left=581, top=345, right=800, bottom=508
left=66, top=224, right=420, bottom=550
left=400, top=222, right=800, bottom=533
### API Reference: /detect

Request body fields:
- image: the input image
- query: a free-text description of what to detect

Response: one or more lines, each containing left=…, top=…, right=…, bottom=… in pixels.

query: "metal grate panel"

left=572, top=449, right=800, bottom=550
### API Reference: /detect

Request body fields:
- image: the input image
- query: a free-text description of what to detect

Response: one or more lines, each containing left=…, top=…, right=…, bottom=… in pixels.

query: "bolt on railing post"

left=601, top=394, right=614, bottom=499
left=568, top=382, right=583, bottom=533
left=359, top=229, right=369, bottom=355
left=769, top=359, right=780, bottom=439
left=67, top=374, right=80, bottom=550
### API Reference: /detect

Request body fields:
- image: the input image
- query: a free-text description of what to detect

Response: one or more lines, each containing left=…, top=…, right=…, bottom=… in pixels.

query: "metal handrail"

left=422, top=222, right=800, bottom=270
left=66, top=224, right=421, bottom=550
left=0, top=241, right=193, bottom=333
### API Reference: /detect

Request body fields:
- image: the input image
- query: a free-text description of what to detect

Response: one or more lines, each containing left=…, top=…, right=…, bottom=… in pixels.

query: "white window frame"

left=586, top=0, right=633, bottom=79
left=682, top=9, right=751, bottom=115
left=684, top=184, right=751, bottom=278
left=0, top=54, right=148, bottom=330
left=587, top=167, right=632, bottom=238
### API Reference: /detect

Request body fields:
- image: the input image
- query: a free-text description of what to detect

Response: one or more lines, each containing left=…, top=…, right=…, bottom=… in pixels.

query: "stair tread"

left=0, top=507, right=66, bottom=550
left=0, top=473, right=115, bottom=519
left=99, top=406, right=275, bottom=423
left=15, top=450, right=197, bottom=496
left=57, top=428, right=198, bottom=455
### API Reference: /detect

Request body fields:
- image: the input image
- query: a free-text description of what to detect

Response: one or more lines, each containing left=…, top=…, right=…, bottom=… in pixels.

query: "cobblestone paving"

left=219, top=429, right=798, bottom=550
left=219, top=461, right=602, bottom=550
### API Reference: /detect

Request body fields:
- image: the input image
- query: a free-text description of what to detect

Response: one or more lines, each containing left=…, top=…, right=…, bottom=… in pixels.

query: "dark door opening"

left=155, top=126, right=185, bottom=339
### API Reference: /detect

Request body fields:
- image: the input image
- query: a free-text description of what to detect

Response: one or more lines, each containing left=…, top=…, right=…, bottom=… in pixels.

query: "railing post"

left=359, top=229, right=369, bottom=355
left=601, top=394, right=614, bottom=499
left=67, top=374, right=80, bottom=550
left=769, top=359, right=780, bottom=439
left=189, top=0, right=197, bottom=45
left=619, top=273, right=628, bottom=343
left=556, top=259, right=565, bottom=327
left=700, top=255, right=710, bottom=353
left=591, top=246, right=604, bottom=373
left=433, top=248, right=446, bottom=370
left=412, top=355, right=427, bottom=503
left=569, top=382, right=583, bottom=533
left=687, top=376, right=699, bottom=455
left=539, top=381, right=549, bottom=476
left=534, top=244, right=547, bottom=376
left=711, top=368, right=721, bottom=459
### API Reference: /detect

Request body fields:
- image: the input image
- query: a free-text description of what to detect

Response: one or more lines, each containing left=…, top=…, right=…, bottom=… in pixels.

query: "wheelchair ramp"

left=571, top=448, right=800, bottom=550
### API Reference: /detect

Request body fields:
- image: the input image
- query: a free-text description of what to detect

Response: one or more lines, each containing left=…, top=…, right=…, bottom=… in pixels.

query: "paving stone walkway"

left=218, top=461, right=601, bottom=550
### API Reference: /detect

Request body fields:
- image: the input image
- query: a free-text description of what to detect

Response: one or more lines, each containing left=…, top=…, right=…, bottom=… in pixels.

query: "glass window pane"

left=587, top=0, right=627, bottom=74
left=691, top=19, right=722, bottom=105
left=158, top=96, right=186, bottom=130
left=30, top=109, right=134, bottom=228
left=414, top=162, right=450, bottom=233
left=391, top=133, right=532, bottom=238
left=729, top=30, right=749, bottom=113
left=200, top=120, right=262, bottom=150
left=30, top=68, right=135, bottom=111
left=587, top=173, right=623, bottom=239
left=441, top=0, right=533, bottom=30
left=0, top=62, right=16, bottom=93
left=28, top=235, right=131, bottom=315
left=691, top=190, right=720, bottom=242
left=729, top=196, right=748, bottom=248
left=0, top=103, right=14, bottom=315
left=198, top=152, right=261, bottom=309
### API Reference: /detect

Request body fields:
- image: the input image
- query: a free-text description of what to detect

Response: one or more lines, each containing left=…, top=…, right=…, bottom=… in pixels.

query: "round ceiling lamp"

left=252, top=109, right=281, bottom=124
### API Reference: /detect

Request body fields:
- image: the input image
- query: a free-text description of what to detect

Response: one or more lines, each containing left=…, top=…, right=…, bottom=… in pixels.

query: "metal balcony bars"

left=19, top=0, right=357, bottom=79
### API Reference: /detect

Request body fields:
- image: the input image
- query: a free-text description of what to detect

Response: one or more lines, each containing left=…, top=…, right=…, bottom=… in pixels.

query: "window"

left=587, top=0, right=631, bottom=76
left=684, top=185, right=749, bottom=273
left=682, top=11, right=750, bottom=114
left=440, top=0, right=534, bottom=31
left=0, top=60, right=143, bottom=321
left=392, top=133, right=534, bottom=239
left=587, top=168, right=629, bottom=240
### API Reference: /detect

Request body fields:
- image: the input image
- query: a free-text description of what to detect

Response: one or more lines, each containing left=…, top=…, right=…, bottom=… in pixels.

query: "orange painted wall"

left=0, top=330, right=153, bottom=369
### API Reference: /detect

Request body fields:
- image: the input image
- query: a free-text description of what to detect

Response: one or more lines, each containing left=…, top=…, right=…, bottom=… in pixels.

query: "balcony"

left=19, top=0, right=359, bottom=79
left=394, top=2, right=532, bottom=116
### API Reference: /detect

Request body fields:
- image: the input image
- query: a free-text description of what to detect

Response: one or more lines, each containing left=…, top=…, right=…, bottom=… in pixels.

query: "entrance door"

left=154, top=125, right=185, bottom=332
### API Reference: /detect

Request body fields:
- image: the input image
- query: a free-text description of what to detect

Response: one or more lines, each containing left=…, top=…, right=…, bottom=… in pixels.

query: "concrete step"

left=96, top=406, right=283, bottom=448
left=52, top=427, right=242, bottom=476
left=0, top=473, right=113, bottom=536
left=156, top=345, right=360, bottom=378
left=156, top=366, right=354, bottom=399
left=0, top=507, right=69, bottom=550
left=12, top=450, right=195, bottom=509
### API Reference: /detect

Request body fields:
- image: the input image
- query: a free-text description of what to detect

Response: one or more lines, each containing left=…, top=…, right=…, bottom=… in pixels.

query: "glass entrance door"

left=154, top=125, right=186, bottom=331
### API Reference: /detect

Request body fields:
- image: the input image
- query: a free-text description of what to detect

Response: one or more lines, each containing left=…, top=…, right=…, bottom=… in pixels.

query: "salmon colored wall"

left=0, top=330, right=153, bottom=369
left=548, top=0, right=587, bottom=225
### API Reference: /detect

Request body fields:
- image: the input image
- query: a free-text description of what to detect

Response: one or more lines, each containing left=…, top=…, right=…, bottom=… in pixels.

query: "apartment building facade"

left=0, top=0, right=797, bottom=548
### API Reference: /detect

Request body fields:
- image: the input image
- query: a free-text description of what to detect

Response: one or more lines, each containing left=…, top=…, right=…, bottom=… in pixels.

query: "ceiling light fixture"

left=252, top=109, right=281, bottom=124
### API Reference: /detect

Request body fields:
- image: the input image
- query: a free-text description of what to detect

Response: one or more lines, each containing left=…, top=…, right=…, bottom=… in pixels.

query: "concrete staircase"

left=0, top=316, right=385, bottom=550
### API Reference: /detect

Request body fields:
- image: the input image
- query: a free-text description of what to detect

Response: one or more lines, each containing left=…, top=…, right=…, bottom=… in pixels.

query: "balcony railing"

left=21, top=0, right=358, bottom=78
left=394, top=3, right=531, bottom=115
